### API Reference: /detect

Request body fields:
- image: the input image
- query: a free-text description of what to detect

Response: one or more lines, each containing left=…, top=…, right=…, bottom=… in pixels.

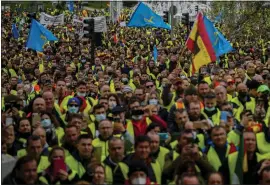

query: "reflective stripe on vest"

left=256, top=132, right=270, bottom=154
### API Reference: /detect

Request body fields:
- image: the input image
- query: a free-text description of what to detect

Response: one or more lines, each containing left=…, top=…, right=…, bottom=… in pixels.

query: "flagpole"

left=177, top=45, right=186, bottom=68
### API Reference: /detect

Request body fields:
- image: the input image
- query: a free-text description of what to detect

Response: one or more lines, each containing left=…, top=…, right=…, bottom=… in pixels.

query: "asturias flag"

left=127, top=2, right=171, bottom=30
left=186, top=12, right=233, bottom=73
left=12, top=23, right=20, bottom=39
left=26, top=19, right=58, bottom=52
left=153, top=45, right=158, bottom=62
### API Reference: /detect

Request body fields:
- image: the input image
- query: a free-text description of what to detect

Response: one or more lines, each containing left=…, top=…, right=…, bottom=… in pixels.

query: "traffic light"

left=163, top=11, right=169, bottom=23
left=181, top=13, right=189, bottom=27
left=195, top=5, right=199, bottom=13
left=83, top=19, right=94, bottom=38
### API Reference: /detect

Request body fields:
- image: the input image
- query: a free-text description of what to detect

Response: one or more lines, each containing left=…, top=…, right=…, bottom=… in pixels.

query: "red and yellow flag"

left=186, top=12, right=217, bottom=73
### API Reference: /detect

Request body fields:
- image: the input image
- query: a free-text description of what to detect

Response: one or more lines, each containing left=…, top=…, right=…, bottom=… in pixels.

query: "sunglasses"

left=69, top=104, right=79, bottom=107
left=146, top=85, right=154, bottom=88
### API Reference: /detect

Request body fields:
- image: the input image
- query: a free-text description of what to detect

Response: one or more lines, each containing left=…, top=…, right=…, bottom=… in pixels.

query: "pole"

left=170, top=2, right=173, bottom=37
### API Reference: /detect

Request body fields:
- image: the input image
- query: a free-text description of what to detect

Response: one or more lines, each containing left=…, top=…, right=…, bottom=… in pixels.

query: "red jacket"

left=131, top=115, right=167, bottom=138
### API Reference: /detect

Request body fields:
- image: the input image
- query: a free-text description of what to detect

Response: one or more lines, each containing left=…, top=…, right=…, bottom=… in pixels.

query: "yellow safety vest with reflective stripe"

left=65, top=155, right=86, bottom=178
left=92, top=138, right=109, bottom=163
left=38, top=156, right=50, bottom=173
left=55, top=127, right=65, bottom=146
left=156, top=146, right=169, bottom=171
left=104, top=162, right=128, bottom=184
left=164, top=92, right=176, bottom=111
left=230, top=97, right=256, bottom=122
left=256, top=132, right=270, bottom=154
left=201, top=109, right=221, bottom=126
left=206, top=145, right=238, bottom=184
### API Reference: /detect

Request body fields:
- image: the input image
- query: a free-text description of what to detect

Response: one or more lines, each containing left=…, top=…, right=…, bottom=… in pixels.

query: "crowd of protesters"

left=1, top=4, right=270, bottom=185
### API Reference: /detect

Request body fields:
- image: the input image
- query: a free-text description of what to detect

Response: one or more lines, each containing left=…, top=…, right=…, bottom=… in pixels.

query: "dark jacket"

left=2, top=172, right=43, bottom=185
left=162, top=155, right=215, bottom=184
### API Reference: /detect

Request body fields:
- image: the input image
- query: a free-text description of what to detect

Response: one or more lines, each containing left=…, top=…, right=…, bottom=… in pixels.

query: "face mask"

left=68, top=106, right=79, bottom=113
left=149, top=99, right=158, bottom=105
left=205, top=107, right=215, bottom=112
left=131, top=177, right=146, bottom=185
left=238, top=91, right=247, bottom=98
left=132, top=115, right=143, bottom=121
left=109, top=102, right=117, bottom=109
left=77, top=92, right=86, bottom=97
left=41, top=119, right=52, bottom=128
left=95, top=114, right=106, bottom=122
left=81, top=59, right=86, bottom=63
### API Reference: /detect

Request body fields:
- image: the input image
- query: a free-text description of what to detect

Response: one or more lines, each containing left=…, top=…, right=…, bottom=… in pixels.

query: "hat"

left=67, top=97, right=81, bottom=106
left=184, top=86, right=197, bottom=96
left=257, top=85, right=270, bottom=93
left=122, top=86, right=133, bottom=93
left=112, top=105, right=126, bottom=115
left=247, top=80, right=260, bottom=90
left=128, top=160, right=148, bottom=177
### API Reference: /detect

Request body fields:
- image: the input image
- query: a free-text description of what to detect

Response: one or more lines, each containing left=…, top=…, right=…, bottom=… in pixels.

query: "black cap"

left=246, top=79, right=260, bottom=90
left=112, top=105, right=126, bottom=115
left=128, top=160, right=148, bottom=177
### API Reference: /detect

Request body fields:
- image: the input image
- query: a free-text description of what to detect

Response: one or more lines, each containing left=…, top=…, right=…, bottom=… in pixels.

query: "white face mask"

left=77, top=92, right=86, bottom=97
left=131, top=177, right=146, bottom=185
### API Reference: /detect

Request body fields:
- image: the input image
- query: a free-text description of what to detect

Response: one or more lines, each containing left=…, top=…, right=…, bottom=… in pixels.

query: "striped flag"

left=186, top=12, right=233, bottom=73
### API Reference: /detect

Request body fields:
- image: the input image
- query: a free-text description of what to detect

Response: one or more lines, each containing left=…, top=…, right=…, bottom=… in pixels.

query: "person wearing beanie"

left=247, top=79, right=261, bottom=98
left=124, top=160, right=155, bottom=185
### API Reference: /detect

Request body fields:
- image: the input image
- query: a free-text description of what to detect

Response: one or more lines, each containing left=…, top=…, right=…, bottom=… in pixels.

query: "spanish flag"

left=186, top=12, right=233, bottom=73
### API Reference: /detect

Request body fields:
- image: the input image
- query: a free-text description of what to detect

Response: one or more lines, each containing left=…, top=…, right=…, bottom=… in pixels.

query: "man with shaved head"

left=230, top=83, right=256, bottom=122
left=215, top=86, right=228, bottom=108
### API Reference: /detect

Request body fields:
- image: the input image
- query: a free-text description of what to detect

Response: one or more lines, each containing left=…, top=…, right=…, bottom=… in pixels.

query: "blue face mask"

left=68, top=106, right=79, bottom=113
left=81, top=59, right=86, bottom=63
left=95, top=114, right=106, bottom=122
left=149, top=99, right=158, bottom=105
left=41, top=119, right=52, bottom=128
left=205, top=107, right=215, bottom=112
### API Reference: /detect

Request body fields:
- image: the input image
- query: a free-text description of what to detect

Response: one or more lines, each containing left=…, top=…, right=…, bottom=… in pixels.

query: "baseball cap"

left=257, top=85, right=270, bottom=93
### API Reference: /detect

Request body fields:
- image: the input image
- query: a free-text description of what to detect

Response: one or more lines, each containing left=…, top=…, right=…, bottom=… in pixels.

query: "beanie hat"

left=128, top=160, right=148, bottom=177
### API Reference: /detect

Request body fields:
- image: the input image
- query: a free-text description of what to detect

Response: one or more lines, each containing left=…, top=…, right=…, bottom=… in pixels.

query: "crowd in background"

left=1, top=4, right=270, bottom=185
